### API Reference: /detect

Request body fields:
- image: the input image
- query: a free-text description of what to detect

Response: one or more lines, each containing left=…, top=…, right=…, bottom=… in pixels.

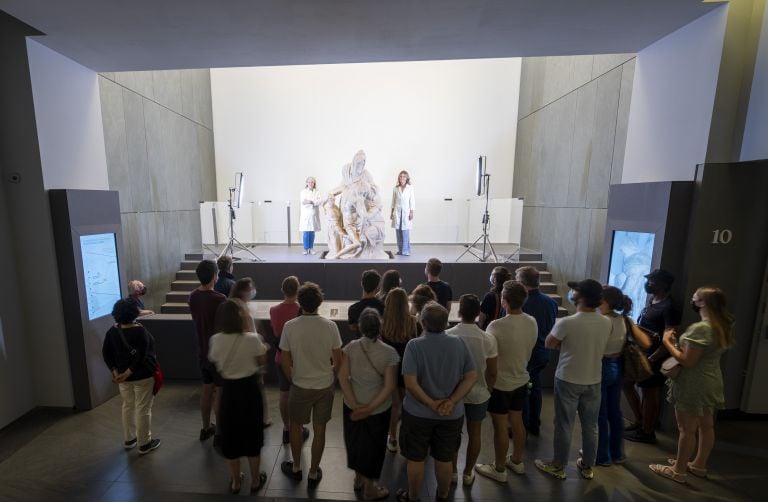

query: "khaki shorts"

left=288, top=384, right=335, bottom=425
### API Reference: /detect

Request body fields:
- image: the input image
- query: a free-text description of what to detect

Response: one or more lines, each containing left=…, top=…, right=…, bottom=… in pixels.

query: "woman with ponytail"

left=650, top=286, right=735, bottom=483
left=597, top=286, right=651, bottom=466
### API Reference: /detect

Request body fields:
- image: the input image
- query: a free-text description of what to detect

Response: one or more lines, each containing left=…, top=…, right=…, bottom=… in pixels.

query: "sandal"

left=649, top=464, right=687, bottom=483
left=307, top=467, right=323, bottom=489
left=363, top=483, right=389, bottom=500
left=666, top=458, right=708, bottom=478
left=250, top=471, right=267, bottom=493
left=395, top=488, right=419, bottom=502
left=230, top=472, right=244, bottom=494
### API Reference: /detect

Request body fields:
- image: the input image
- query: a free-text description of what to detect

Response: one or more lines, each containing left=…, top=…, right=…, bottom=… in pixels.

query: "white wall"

left=211, top=59, right=520, bottom=243
left=741, top=1, right=768, bottom=162
left=622, top=6, right=728, bottom=183
left=27, top=39, right=109, bottom=190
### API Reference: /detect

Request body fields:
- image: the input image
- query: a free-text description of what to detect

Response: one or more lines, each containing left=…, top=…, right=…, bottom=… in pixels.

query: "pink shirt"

left=269, top=301, right=300, bottom=363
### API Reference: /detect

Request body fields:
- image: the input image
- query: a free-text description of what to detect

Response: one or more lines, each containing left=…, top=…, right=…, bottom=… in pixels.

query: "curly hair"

left=112, top=299, right=140, bottom=324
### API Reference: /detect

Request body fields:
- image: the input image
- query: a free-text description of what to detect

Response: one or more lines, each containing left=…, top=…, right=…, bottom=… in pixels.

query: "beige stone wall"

left=98, top=70, right=217, bottom=310
left=513, top=54, right=635, bottom=300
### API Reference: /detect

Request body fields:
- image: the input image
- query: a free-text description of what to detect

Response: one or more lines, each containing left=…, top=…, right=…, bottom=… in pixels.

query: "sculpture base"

left=321, top=250, right=393, bottom=260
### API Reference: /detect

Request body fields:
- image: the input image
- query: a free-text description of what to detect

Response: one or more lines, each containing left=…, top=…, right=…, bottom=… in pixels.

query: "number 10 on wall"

left=711, top=229, right=733, bottom=244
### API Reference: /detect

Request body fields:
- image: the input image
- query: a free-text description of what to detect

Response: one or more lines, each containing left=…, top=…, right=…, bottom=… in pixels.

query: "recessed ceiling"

left=0, top=0, right=723, bottom=71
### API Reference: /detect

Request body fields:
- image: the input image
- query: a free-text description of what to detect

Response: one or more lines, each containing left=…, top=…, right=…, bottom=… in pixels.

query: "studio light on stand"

left=457, top=156, right=498, bottom=263
left=218, top=172, right=263, bottom=262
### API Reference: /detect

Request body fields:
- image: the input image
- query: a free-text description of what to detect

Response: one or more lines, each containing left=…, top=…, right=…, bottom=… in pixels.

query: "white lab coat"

left=391, top=184, right=415, bottom=230
left=299, top=188, right=322, bottom=232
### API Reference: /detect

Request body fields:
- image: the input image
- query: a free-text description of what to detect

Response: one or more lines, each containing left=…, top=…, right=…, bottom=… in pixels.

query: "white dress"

left=299, top=188, right=322, bottom=232
left=391, top=185, right=415, bottom=230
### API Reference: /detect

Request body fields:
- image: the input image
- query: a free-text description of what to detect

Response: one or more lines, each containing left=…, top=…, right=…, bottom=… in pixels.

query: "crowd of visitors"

left=102, top=258, right=734, bottom=497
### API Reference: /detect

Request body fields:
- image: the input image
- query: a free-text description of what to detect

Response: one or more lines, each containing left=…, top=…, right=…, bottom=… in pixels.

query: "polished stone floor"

left=0, top=383, right=764, bottom=501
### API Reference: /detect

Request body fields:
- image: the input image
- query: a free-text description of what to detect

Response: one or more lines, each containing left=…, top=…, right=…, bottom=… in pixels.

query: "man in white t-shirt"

left=446, top=294, right=498, bottom=486
left=475, top=281, right=538, bottom=483
left=279, top=282, right=343, bottom=488
left=535, top=279, right=612, bottom=481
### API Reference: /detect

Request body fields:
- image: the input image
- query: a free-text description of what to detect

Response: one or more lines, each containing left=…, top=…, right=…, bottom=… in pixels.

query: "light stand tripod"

left=218, top=187, right=263, bottom=262
left=457, top=172, right=498, bottom=262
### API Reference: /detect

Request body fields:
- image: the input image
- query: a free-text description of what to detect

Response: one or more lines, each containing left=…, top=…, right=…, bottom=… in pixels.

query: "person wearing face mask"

left=624, top=269, right=681, bottom=445
left=478, top=266, right=512, bottom=330
left=649, top=287, right=734, bottom=483
left=535, top=279, right=612, bottom=481
left=215, top=256, right=236, bottom=297
left=127, top=280, right=154, bottom=316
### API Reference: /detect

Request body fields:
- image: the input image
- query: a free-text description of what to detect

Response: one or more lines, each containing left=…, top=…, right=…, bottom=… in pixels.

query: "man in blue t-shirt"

left=399, top=302, right=477, bottom=502
left=516, top=266, right=558, bottom=436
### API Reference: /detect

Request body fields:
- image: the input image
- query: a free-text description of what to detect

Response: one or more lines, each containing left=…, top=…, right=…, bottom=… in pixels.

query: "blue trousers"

left=553, top=378, right=601, bottom=467
left=597, top=357, right=624, bottom=464
left=302, top=231, right=315, bottom=251
left=395, top=229, right=411, bottom=254
left=523, top=348, right=549, bottom=432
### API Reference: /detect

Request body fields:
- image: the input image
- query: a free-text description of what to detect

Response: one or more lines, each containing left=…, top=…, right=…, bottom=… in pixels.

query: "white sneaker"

left=302, top=250, right=309, bottom=255
left=577, top=458, right=594, bottom=480
left=475, top=463, right=508, bottom=483
left=386, top=436, right=399, bottom=453
left=462, top=472, right=475, bottom=486
left=506, top=456, right=526, bottom=475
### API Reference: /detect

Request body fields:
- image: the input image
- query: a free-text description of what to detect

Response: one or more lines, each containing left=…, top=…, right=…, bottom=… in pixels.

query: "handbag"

left=622, top=316, right=653, bottom=382
left=661, top=356, right=681, bottom=379
left=117, top=324, right=164, bottom=395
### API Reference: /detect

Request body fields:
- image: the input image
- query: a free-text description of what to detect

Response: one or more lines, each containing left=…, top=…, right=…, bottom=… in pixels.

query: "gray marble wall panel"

left=99, top=70, right=215, bottom=311
left=515, top=56, right=635, bottom=294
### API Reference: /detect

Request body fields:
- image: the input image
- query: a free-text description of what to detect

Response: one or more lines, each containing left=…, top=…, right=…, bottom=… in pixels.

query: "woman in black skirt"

left=209, top=300, right=268, bottom=494
left=339, top=308, right=399, bottom=500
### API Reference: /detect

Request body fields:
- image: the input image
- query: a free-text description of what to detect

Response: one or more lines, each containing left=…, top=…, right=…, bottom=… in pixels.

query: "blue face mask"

left=567, top=290, right=577, bottom=305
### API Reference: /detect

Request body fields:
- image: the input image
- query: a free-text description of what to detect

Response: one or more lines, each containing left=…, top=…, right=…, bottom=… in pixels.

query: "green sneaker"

left=577, top=459, right=594, bottom=480
left=534, top=459, right=566, bottom=480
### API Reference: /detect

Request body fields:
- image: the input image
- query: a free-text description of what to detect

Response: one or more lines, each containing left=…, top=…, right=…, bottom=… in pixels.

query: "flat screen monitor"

left=607, top=230, right=655, bottom=316
left=80, top=233, right=122, bottom=320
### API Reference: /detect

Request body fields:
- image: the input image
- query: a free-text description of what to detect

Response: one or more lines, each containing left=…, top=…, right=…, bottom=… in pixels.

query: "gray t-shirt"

left=402, top=331, right=476, bottom=420
left=343, top=337, right=400, bottom=415
left=551, top=311, right=612, bottom=385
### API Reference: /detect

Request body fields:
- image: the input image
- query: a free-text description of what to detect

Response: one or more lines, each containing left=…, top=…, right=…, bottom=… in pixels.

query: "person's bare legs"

left=462, top=420, right=483, bottom=476
left=309, top=422, right=327, bottom=479
left=435, top=459, right=453, bottom=498
left=508, top=410, right=526, bottom=464
left=289, top=421, right=304, bottom=472
left=406, top=460, right=425, bottom=501
left=389, top=387, right=404, bottom=440
left=227, top=458, right=242, bottom=491
left=247, top=455, right=262, bottom=488
left=213, top=385, right=221, bottom=431
left=623, top=380, right=642, bottom=425
left=641, top=387, right=660, bottom=434
left=672, top=409, right=698, bottom=475
left=201, top=383, right=214, bottom=428
left=280, top=391, right=290, bottom=432
left=490, top=412, right=509, bottom=470
left=691, top=414, right=715, bottom=470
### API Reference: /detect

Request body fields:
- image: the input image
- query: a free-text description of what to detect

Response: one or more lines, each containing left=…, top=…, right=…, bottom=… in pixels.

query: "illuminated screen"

left=607, top=231, right=655, bottom=316
left=80, top=233, right=121, bottom=320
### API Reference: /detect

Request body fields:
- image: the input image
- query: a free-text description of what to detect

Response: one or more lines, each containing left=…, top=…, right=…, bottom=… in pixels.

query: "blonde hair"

left=696, top=286, right=735, bottom=349
left=396, top=170, right=411, bottom=186
left=382, top=287, right=418, bottom=344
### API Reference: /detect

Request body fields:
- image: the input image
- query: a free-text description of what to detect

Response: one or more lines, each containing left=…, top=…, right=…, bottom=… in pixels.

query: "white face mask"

left=249, top=289, right=257, bottom=300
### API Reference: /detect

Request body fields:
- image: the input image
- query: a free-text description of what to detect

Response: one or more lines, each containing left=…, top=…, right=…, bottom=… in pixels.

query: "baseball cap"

left=644, top=269, right=675, bottom=286
left=566, top=279, right=603, bottom=304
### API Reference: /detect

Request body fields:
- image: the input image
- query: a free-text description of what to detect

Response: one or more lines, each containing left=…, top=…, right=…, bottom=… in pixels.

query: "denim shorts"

left=464, top=400, right=489, bottom=422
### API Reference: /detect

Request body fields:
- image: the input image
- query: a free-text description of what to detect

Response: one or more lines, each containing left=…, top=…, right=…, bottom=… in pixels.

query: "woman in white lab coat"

left=299, top=177, right=322, bottom=255
left=390, top=171, right=415, bottom=256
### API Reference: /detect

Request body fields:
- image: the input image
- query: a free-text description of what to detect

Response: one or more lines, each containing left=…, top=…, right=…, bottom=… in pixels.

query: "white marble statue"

left=325, top=150, right=388, bottom=259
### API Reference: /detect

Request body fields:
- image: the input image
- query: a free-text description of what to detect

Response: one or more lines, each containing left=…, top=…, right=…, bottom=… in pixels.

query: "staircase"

left=161, top=252, right=567, bottom=317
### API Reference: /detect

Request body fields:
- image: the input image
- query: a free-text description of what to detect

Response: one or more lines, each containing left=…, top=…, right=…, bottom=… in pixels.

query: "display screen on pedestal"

left=80, top=233, right=121, bottom=320
left=607, top=230, right=655, bottom=316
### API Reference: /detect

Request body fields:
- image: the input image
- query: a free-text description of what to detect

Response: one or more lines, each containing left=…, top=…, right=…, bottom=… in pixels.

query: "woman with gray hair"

left=338, top=308, right=399, bottom=500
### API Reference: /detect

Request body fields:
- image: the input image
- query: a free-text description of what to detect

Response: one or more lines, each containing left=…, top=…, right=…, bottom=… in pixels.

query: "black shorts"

left=399, top=410, right=463, bottom=463
left=277, top=364, right=291, bottom=392
left=200, top=360, right=222, bottom=386
left=487, top=384, right=527, bottom=414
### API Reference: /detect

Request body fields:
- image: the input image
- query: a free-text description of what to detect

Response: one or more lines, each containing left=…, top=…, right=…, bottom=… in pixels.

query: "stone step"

left=166, top=291, right=190, bottom=303
left=161, top=302, right=190, bottom=314
left=180, top=260, right=199, bottom=270
left=549, top=294, right=562, bottom=306
left=557, top=306, right=568, bottom=318
left=171, top=280, right=199, bottom=292
left=517, top=251, right=542, bottom=261
left=176, top=270, right=197, bottom=280
left=185, top=253, right=204, bottom=261
left=539, top=282, right=557, bottom=294
left=511, top=261, right=547, bottom=271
